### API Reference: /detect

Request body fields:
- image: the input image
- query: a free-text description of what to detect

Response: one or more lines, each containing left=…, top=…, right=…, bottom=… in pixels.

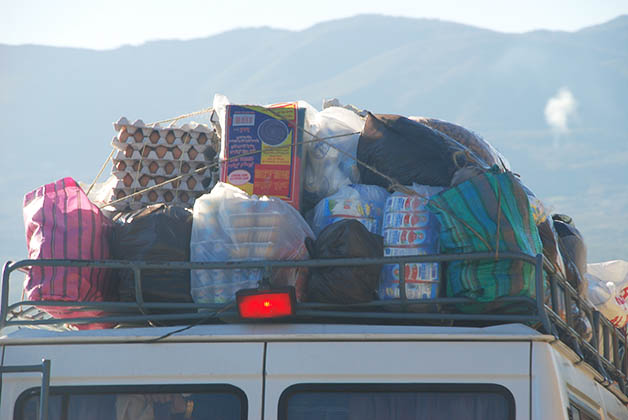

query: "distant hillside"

left=1, top=14, right=627, bottom=269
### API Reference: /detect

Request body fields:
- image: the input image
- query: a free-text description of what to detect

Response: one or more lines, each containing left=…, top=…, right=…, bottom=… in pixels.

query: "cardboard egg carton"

left=111, top=173, right=209, bottom=192
left=106, top=117, right=218, bottom=210
left=111, top=137, right=194, bottom=154
left=113, top=117, right=217, bottom=153
left=111, top=144, right=207, bottom=162
left=112, top=159, right=211, bottom=177
left=109, top=188, right=203, bottom=209
left=113, top=173, right=209, bottom=192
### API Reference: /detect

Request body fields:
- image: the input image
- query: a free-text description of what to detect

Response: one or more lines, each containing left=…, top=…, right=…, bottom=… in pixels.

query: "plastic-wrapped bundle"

left=410, top=116, right=510, bottom=171
left=379, top=184, right=443, bottom=300
left=190, top=183, right=314, bottom=304
left=303, top=107, right=365, bottom=206
left=311, top=184, right=389, bottom=235
left=587, top=260, right=628, bottom=327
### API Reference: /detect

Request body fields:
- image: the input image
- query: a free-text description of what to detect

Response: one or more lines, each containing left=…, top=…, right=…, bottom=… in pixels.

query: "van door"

left=1, top=341, right=263, bottom=419
left=264, top=340, right=530, bottom=420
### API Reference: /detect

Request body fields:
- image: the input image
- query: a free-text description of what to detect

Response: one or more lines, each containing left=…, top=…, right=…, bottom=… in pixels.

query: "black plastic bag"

left=538, top=219, right=562, bottom=273
left=305, top=220, right=383, bottom=304
left=112, top=204, right=193, bottom=307
left=357, top=113, right=482, bottom=188
left=552, top=214, right=588, bottom=295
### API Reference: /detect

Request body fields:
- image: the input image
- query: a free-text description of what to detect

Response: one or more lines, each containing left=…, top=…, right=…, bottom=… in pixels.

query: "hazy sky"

left=3, top=0, right=628, bottom=50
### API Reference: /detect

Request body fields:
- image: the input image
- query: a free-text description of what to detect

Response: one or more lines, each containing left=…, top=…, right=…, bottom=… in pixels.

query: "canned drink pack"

left=382, top=262, right=439, bottom=282
left=384, top=247, right=429, bottom=257
left=382, top=227, right=438, bottom=247
left=385, top=195, right=430, bottom=212
left=379, top=278, right=439, bottom=300
left=383, top=211, right=432, bottom=229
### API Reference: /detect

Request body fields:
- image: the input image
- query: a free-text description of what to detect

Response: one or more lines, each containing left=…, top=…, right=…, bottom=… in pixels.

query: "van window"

left=279, top=384, right=514, bottom=420
left=569, top=400, right=599, bottom=420
left=15, top=384, right=247, bottom=420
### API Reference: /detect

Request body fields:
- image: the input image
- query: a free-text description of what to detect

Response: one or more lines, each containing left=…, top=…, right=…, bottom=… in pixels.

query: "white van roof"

left=0, top=322, right=553, bottom=345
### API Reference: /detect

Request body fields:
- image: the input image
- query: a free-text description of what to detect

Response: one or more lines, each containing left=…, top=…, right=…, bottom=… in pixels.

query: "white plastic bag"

left=586, top=260, right=628, bottom=327
left=190, top=183, right=314, bottom=304
left=303, top=107, right=365, bottom=203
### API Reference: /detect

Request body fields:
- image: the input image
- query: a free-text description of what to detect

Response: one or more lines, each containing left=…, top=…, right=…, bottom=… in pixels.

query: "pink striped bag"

left=23, top=177, right=115, bottom=328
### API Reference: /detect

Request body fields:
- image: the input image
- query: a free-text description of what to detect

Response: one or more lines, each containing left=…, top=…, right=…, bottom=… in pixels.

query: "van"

left=1, top=252, right=627, bottom=420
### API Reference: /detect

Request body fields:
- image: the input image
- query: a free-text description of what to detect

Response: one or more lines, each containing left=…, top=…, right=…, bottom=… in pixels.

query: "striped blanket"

left=427, top=169, right=543, bottom=305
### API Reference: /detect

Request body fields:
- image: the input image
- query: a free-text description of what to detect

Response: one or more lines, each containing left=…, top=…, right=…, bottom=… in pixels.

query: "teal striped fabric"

left=427, top=169, right=543, bottom=304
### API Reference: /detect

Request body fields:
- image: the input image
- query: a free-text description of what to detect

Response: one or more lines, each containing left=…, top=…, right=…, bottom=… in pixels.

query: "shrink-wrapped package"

left=190, top=183, right=314, bottom=304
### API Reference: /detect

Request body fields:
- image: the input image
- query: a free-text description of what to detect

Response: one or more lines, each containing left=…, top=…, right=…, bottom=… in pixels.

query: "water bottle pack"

left=191, top=183, right=314, bottom=303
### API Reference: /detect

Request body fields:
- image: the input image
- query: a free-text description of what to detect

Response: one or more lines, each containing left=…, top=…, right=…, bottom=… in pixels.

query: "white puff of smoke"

left=544, top=87, right=577, bottom=133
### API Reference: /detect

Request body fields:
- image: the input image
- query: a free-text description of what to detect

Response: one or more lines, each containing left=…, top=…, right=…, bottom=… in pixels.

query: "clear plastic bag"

left=311, top=184, right=389, bottom=235
left=303, top=107, right=365, bottom=205
left=190, top=183, right=314, bottom=304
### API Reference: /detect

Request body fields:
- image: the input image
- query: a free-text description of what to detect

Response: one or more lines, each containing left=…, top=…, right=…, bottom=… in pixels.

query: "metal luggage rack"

left=1, top=252, right=627, bottom=400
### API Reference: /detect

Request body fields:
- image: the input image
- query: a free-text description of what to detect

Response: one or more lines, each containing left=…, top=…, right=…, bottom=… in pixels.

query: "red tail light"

left=236, top=288, right=296, bottom=319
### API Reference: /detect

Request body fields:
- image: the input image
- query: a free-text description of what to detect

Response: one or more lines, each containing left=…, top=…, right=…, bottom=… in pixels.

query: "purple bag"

left=23, top=177, right=114, bottom=328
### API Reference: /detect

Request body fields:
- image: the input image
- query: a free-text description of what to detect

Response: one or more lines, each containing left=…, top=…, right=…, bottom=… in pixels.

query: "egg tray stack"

left=108, top=117, right=219, bottom=211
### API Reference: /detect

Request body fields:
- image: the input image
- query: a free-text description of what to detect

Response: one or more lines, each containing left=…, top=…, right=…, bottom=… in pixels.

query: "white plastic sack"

left=190, top=182, right=314, bottom=304
left=586, top=260, right=628, bottom=327
left=303, top=107, right=365, bottom=203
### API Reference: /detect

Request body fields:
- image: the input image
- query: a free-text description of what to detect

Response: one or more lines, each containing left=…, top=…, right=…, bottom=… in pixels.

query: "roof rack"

left=1, top=252, right=627, bottom=400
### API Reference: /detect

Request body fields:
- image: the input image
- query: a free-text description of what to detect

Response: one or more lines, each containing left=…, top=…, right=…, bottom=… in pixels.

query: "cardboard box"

left=220, top=103, right=304, bottom=210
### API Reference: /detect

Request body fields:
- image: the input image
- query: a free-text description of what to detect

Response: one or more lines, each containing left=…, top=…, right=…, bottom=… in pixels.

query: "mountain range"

left=1, top=14, right=627, bottom=277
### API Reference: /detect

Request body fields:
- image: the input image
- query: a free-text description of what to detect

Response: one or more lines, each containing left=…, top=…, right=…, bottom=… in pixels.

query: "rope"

left=99, top=104, right=504, bottom=254
left=86, top=107, right=214, bottom=197
left=263, top=107, right=416, bottom=195
left=175, top=129, right=193, bottom=197
left=100, top=133, right=360, bottom=208
left=131, top=140, right=150, bottom=204
left=262, top=107, right=499, bottom=250
left=86, top=148, right=115, bottom=196
left=495, top=184, right=503, bottom=260
left=149, top=107, right=213, bottom=126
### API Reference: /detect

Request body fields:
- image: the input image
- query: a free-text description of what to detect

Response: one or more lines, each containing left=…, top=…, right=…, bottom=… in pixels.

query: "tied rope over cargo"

left=93, top=106, right=498, bottom=253
left=86, top=107, right=213, bottom=196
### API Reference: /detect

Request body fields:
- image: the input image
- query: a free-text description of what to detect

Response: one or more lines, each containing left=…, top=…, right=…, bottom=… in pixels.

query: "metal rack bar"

left=2, top=252, right=627, bottom=399
left=0, top=359, right=51, bottom=420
